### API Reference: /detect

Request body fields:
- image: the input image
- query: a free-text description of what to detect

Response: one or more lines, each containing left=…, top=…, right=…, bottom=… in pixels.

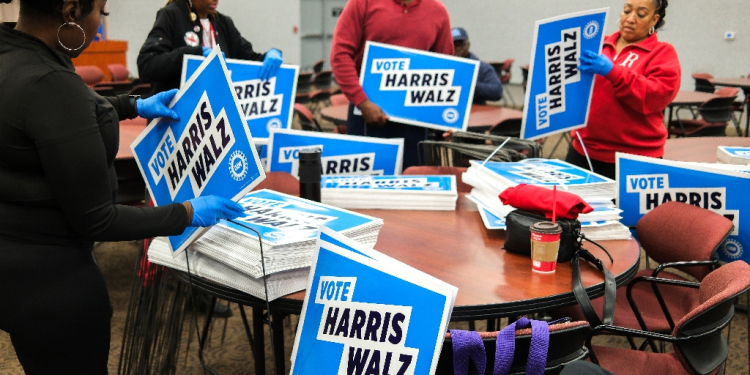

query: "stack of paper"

left=290, top=227, right=457, bottom=375
left=148, top=189, right=384, bottom=301
left=320, top=175, right=458, bottom=210
left=463, top=159, right=630, bottom=241
left=717, top=146, right=750, bottom=165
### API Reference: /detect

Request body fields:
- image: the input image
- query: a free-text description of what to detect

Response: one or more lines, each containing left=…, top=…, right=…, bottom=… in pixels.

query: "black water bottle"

left=298, top=148, right=322, bottom=202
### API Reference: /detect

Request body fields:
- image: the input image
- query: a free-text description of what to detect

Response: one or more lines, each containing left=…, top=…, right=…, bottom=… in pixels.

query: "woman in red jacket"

left=566, top=0, right=680, bottom=179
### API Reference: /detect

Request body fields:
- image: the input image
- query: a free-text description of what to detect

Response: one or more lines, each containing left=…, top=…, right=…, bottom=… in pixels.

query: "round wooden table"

left=319, top=104, right=523, bottom=132
left=663, top=137, right=750, bottom=163
left=273, top=194, right=640, bottom=320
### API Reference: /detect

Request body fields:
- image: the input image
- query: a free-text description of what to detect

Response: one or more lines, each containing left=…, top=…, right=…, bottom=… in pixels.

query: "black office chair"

left=668, top=96, right=739, bottom=137
left=436, top=320, right=591, bottom=375
left=691, top=73, right=715, bottom=93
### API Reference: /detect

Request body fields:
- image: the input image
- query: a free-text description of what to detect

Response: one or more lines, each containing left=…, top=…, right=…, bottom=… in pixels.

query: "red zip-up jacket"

left=572, top=31, right=681, bottom=163
left=330, top=0, right=454, bottom=106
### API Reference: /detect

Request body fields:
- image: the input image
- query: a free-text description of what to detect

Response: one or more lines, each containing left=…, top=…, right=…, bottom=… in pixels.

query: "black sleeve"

left=137, top=8, right=202, bottom=85
left=105, top=94, right=138, bottom=121
left=24, top=71, right=189, bottom=241
left=223, top=15, right=265, bottom=62
left=474, top=61, right=503, bottom=103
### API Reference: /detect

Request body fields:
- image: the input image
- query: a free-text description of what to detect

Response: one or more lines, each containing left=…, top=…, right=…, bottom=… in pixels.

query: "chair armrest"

left=626, top=276, right=700, bottom=333
left=652, top=259, right=719, bottom=278
left=586, top=324, right=688, bottom=364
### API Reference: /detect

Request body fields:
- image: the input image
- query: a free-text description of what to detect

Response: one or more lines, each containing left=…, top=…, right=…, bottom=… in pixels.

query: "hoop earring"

left=57, top=22, right=86, bottom=51
left=649, top=26, right=655, bottom=35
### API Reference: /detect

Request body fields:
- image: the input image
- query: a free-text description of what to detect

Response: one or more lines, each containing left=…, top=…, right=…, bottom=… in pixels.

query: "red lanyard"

left=203, top=21, right=216, bottom=48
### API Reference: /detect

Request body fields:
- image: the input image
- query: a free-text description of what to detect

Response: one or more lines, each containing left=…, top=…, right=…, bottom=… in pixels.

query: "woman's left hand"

left=578, top=50, right=613, bottom=77
left=136, top=89, right=180, bottom=120
left=259, top=49, right=283, bottom=81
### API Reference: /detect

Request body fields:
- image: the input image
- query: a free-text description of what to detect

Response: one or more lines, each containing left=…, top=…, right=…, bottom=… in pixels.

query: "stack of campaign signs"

left=717, top=146, right=750, bottom=165
left=290, top=227, right=457, bottom=375
left=462, top=159, right=631, bottom=240
left=148, top=189, right=384, bottom=300
left=320, top=175, right=458, bottom=210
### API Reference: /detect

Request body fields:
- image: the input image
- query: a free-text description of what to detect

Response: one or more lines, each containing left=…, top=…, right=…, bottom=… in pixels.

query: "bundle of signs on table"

left=148, top=189, right=384, bottom=300
left=717, top=146, right=750, bottom=166
left=320, top=175, right=458, bottom=210
left=462, top=159, right=631, bottom=241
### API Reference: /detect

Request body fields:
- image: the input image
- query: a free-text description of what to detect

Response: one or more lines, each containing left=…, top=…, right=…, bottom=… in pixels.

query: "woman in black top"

left=0, top=0, right=244, bottom=373
left=138, top=0, right=283, bottom=95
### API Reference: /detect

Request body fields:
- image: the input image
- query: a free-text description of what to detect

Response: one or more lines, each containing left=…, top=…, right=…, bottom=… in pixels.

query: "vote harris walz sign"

left=359, top=41, right=479, bottom=132
left=521, top=8, right=608, bottom=140
left=132, top=48, right=265, bottom=255
left=617, top=153, right=750, bottom=263
left=181, top=55, right=299, bottom=143
left=267, top=129, right=404, bottom=177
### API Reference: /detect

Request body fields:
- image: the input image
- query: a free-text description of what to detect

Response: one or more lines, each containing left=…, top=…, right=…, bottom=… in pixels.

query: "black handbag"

left=503, top=209, right=616, bottom=327
left=503, top=210, right=581, bottom=262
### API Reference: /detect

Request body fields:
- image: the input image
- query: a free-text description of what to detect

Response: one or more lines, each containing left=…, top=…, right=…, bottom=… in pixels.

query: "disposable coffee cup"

left=530, top=221, right=562, bottom=273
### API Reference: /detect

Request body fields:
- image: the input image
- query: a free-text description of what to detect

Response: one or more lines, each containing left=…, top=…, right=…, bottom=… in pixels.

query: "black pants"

left=347, top=103, right=429, bottom=170
left=564, top=144, right=616, bottom=180
left=0, top=238, right=112, bottom=374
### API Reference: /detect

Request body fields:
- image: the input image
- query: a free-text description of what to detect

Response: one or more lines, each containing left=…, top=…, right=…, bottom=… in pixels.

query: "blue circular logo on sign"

left=442, top=108, right=459, bottom=124
left=229, top=150, right=248, bottom=181
left=722, top=238, right=743, bottom=259
left=584, top=21, right=599, bottom=39
left=267, top=118, right=282, bottom=130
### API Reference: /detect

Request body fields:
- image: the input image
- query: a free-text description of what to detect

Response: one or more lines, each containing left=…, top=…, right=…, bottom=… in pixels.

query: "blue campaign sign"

left=617, top=153, right=750, bottom=263
left=521, top=8, right=608, bottom=140
left=131, top=48, right=265, bottom=255
left=291, top=228, right=456, bottom=375
left=267, top=129, right=404, bottom=177
left=359, top=41, right=479, bottom=132
left=471, top=159, right=611, bottom=187
left=321, top=175, right=455, bottom=192
left=181, top=55, right=299, bottom=142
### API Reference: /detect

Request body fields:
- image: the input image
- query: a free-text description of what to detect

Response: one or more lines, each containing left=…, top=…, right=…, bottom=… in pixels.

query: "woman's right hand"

left=358, top=100, right=388, bottom=126
left=184, top=196, right=246, bottom=227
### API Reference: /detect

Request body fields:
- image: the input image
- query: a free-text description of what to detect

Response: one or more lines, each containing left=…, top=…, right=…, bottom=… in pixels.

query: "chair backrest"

left=329, top=93, right=348, bottom=106
left=293, top=103, right=322, bottom=131
left=697, top=96, right=736, bottom=123
left=403, top=166, right=471, bottom=193
left=297, top=72, right=314, bottom=92
left=672, top=260, right=750, bottom=375
left=488, top=61, right=504, bottom=77
left=521, top=64, right=530, bottom=90
left=312, top=59, right=324, bottom=74
left=691, top=73, right=715, bottom=93
left=107, top=63, right=130, bottom=82
left=76, top=65, right=105, bottom=86
left=313, top=70, right=333, bottom=89
left=636, top=201, right=733, bottom=280
left=500, top=58, right=514, bottom=83
left=450, top=131, right=543, bottom=158
left=252, top=171, right=299, bottom=196
left=436, top=321, right=591, bottom=375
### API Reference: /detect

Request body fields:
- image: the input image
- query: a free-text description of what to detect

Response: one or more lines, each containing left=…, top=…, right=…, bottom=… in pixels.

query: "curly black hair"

left=653, top=0, right=668, bottom=31
left=2, top=0, right=95, bottom=20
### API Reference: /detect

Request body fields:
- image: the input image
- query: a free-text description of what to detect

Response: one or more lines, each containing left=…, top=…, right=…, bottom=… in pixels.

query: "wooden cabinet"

left=72, top=40, right=128, bottom=82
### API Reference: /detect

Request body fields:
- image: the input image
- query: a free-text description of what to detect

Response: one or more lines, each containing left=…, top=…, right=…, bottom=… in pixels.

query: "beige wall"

left=0, top=2, right=19, bottom=22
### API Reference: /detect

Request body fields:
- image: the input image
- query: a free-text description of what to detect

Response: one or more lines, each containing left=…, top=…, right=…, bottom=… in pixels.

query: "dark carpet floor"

left=1, top=240, right=748, bottom=374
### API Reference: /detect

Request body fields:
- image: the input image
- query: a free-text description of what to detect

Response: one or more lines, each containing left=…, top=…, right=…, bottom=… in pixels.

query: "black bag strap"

left=571, top=235, right=616, bottom=327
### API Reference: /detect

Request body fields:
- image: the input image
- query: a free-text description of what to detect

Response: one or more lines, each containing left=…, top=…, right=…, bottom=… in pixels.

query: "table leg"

left=272, top=312, right=286, bottom=375
left=253, top=307, right=266, bottom=375
left=744, top=102, right=749, bottom=137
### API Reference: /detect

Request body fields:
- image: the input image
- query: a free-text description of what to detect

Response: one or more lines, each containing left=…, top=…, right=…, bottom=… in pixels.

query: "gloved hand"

left=202, top=46, right=226, bottom=59
left=136, top=89, right=179, bottom=120
left=187, top=195, right=246, bottom=227
left=259, top=48, right=282, bottom=81
left=578, top=50, right=613, bottom=77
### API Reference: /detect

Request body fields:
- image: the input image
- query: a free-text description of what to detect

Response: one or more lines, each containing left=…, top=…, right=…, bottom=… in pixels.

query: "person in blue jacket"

left=452, top=27, right=503, bottom=105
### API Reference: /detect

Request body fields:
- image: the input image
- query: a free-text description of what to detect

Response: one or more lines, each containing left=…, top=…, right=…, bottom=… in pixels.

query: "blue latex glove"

left=136, top=89, right=179, bottom=120
left=187, top=195, right=246, bottom=227
left=202, top=46, right=225, bottom=59
left=259, top=48, right=282, bottom=81
left=578, top=50, right=613, bottom=77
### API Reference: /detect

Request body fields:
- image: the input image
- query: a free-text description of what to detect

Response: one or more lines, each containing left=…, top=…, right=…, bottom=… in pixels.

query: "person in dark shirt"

left=0, top=0, right=244, bottom=373
left=138, top=0, right=283, bottom=95
left=452, top=27, right=503, bottom=105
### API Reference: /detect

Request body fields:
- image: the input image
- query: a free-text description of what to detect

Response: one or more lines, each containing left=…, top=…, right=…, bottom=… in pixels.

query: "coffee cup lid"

left=530, top=221, right=562, bottom=234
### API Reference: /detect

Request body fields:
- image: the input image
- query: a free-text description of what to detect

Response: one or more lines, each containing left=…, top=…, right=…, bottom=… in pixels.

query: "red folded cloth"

left=498, top=184, right=593, bottom=220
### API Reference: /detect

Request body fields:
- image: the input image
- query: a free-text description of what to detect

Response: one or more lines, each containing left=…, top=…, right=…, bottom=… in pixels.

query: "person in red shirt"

left=330, top=0, right=454, bottom=169
left=566, top=0, right=680, bottom=179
